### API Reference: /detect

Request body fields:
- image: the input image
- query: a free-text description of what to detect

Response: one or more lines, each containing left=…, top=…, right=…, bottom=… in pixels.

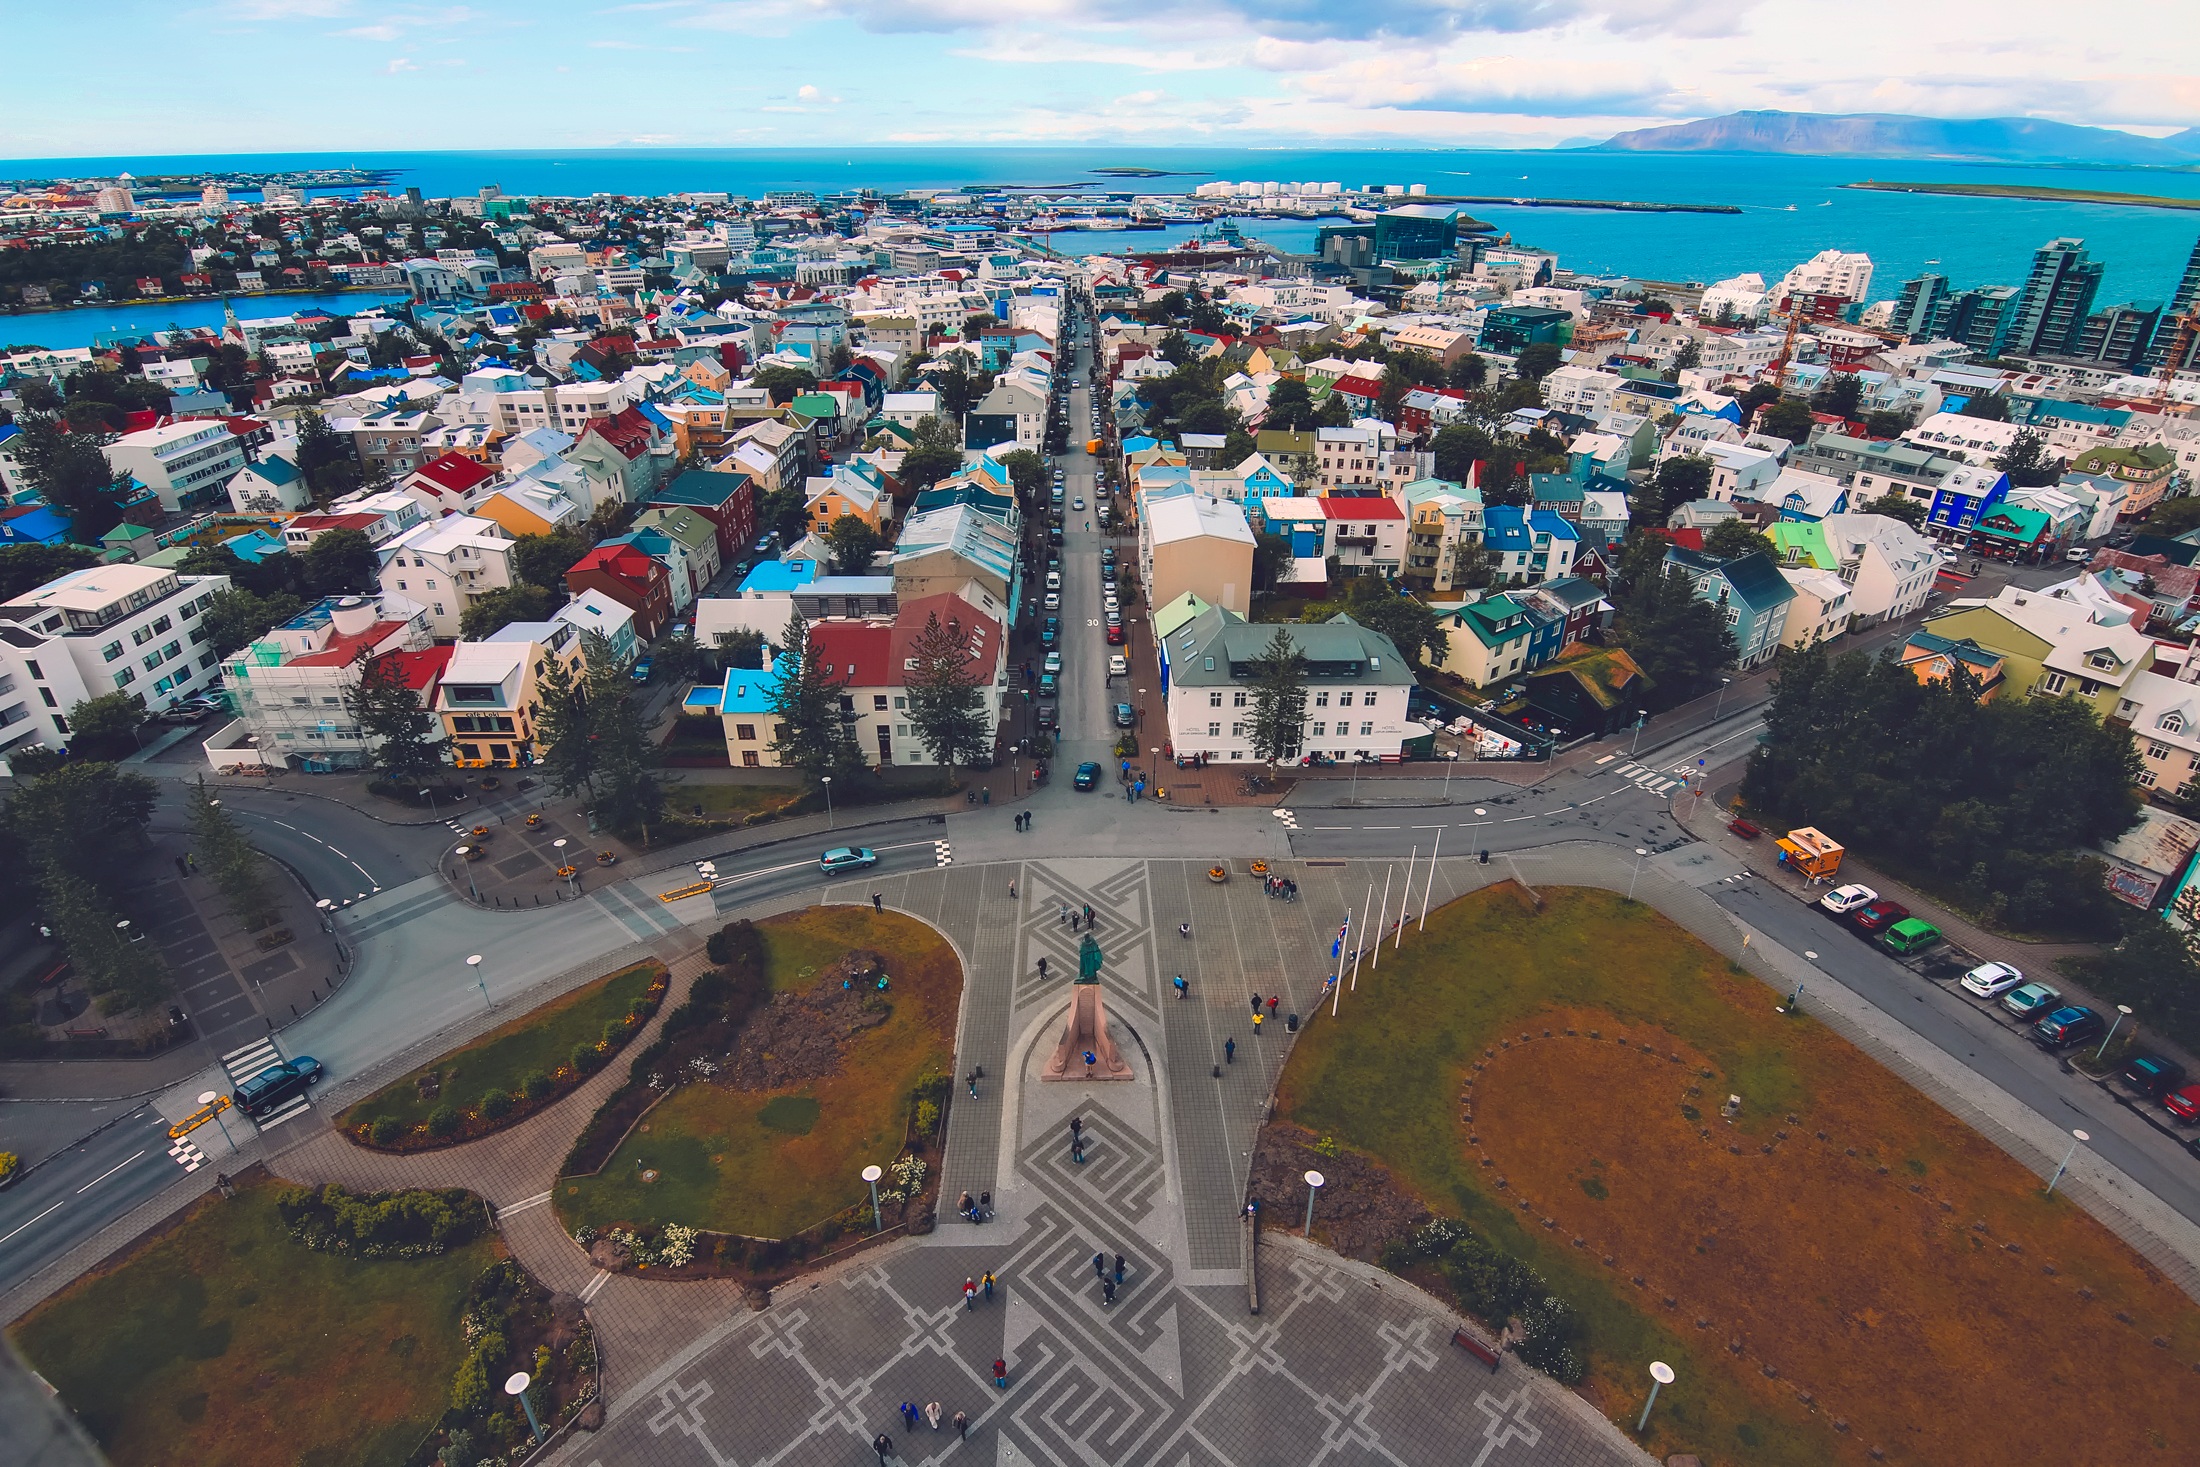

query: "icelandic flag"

left=1331, top=917, right=1349, bottom=959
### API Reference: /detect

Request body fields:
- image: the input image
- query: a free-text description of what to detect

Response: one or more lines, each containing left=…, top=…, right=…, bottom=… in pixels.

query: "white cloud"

left=385, top=56, right=418, bottom=72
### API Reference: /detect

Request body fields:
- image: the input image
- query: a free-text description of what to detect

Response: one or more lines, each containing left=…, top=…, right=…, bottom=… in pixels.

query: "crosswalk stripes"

left=1610, top=762, right=1679, bottom=794
left=219, top=1037, right=312, bottom=1131
left=169, top=1137, right=207, bottom=1172
left=1273, top=807, right=1300, bottom=830
left=934, top=840, right=954, bottom=867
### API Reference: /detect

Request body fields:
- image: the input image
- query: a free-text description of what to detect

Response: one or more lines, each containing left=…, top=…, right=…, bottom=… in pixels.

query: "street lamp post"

left=116, top=919, right=142, bottom=944
left=1150, top=746, right=1160, bottom=787
left=1713, top=677, right=1733, bottom=722
left=1628, top=847, right=1649, bottom=901
left=822, top=775, right=835, bottom=830
left=2046, top=1128, right=2090, bottom=1197
left=862, top=1163, right=884, bottom=1231
left=420, top=787, right=437, bottom=821
left=454, top=846, right=480, bottom=902
left=1442, top=749, right=1458, bottom=802
left=467, top=953, right=489, bottom=1011
left=1637, top=1362, right=1675, bottom=1433
left=2095, top=1003, right=2134, bottom=1062
left=1630, top=711, right=1647, bottom=754
left=1348, top=755, right=1362, bottom=806
left=1302, top=1169, right=1325, bottom=1237
left=553, top=838, right=577, bottom=895
left=198, top=1090, right=235, bottom=1152
left=504, top=1373, right=545, bottom=1444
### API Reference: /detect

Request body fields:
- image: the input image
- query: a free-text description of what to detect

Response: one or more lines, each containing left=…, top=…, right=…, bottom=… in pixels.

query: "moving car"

left=1878, top=918, right=1942, bottom=956
left=818, top=846, right=879, bottom=875
left=1849, top=899, right=1909, bottom=934
left=1113, top=702, right=1135, bottom=728
left=1819, top=883, right=1878, bottom=915
left=630, top=657, right=653, bottom=683
left=2001, top=981, right=2061, bottom=1020
left=2123, top=1054, right=2186, bottom=1099
left=1958, top=962, right=2026, bottom=999
left=2030, top=1006, right=2105, bottom=1050
left=1073, top=760, right=1102, bottom=790
left=1073, top=497, right=1086, bottom=511
left=233, top=1056, right=323, bottom=1119
left=1107, top=654, right=1129, bottom=676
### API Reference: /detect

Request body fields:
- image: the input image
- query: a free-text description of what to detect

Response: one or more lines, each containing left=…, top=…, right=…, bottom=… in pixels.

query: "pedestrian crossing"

left=934, top=840, right=955, bottom=867
left=220, top=1038, right=313, bottom=1131
left=1608, top=760, right=1702, bottom=796
left=1273, top=808, right=1300, bottom=831
left=168, top=1136, right=208, bottom=1172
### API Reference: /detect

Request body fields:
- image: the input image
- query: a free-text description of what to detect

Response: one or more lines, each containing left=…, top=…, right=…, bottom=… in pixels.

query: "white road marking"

left=579, top=1268, right=611, bottom=1302
left=0, top=1200, right=67, bottom=1246
left=76, top=1150, right=148, bottom=1194
left=498, top=1191, right=553, bottom=1218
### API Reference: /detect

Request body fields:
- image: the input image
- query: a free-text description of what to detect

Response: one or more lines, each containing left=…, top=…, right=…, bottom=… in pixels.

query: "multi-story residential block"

left=1923, top=582, right=2154, bottom=718
left=1401, top=477, right=1485, bottom=593
left=1483, top=505, right=1579, bottom=586
left=1161, top=604, right=1417, bottom=763
left=225, top=453, right=310, bottom=514
left=2069, top=444, right=2176, bottom=520
left=1141, top=493, right=1256, bottom=617
left=1815, top=512, right=1942, bottom=624
left=1779, top=566, right=1853, bottom=648
left=218, top=592, right=437, bottom=770
left=1664, top=547, right=1796, bottom=669
left=1432, top=592, right=1535, bottom=688
left=0, top=563, right=231, bottom=754
left=105, top=420, right=247, bottom=512
left=378, top=514, right=518, bottom=639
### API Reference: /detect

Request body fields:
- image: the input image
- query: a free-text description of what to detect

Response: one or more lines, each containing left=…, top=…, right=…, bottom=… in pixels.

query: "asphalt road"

left=0, top=1105, right=194, bottom=1298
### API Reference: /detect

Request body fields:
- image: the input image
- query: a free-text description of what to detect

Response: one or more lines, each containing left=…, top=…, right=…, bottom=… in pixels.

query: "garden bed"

left=338, top=961, right=667, bottom=1151
left=1271, top=882, right=2200, bottom=1467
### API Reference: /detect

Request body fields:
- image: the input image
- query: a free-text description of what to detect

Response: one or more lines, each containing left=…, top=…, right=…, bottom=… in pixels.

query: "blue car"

left=1041, top=616, right=1060, bottom=648
left=819, top=845, right=878, bottom=875
left=1073, top=761, right=1102, bottom=790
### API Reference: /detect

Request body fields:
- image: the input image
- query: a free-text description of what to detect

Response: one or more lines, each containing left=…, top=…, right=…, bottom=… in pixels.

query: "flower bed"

left=340, top=961, right=668, bottom=1152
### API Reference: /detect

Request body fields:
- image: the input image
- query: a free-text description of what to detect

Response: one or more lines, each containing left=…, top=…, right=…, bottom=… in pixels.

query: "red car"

left=1105, top=624, right=1125, bottom=644
left=2165, top=1084, right=2200, bottom=1122
left=1849, top=899, right=1911, bottom=935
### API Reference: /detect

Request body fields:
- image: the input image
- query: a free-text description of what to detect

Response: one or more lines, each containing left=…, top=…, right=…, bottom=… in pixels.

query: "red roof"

left=570, top=541, right=661, bottom=583
left=372, top=644, right=453, bottom=695
left=1318, top=496, right=1404, bottom=521
left=808, top=620, right=895, bottom=688
left=890, top=592, right=1000, bottom=683
left=583, top=405, right=654, bottom=460
left=291, top=620, right=412, bottom=667
left=288, top=511, right=381, bottom=533
left=409, top=453, right=497, bottom=496
left=1332, top=375, right=1384, bottom=399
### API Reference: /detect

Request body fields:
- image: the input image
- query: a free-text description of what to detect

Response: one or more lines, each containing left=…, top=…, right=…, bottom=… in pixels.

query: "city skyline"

left=4, top=0, right=2197, bottom=158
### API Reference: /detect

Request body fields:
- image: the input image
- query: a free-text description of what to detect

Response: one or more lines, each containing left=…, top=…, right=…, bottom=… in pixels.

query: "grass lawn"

left=1278, top=883, right=2200, bottom=1467
left=338, top=960, right=664, bottom=1138
left=10, top=1178, right=498, bottom=1467
left=671, top=783, right=799, bottom=822
left=558, top=907, right=960, bottom=1240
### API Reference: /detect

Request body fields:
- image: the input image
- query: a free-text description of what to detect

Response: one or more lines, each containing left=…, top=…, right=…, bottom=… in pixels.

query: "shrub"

left=479, top=1089, right=512, bottom=1120
left=427, top=1106, right=463, bottom=1138
left=600, top=1019, right=627, bottom=1047
left=276, top=1182, right=485, bottom=1257
left=627, top=995, right=653, bottom=1020
left=448, top=1348, right=493, bottom=1416
left=914, top=1099, right=939, bottom=1136
left=521, top=1070, right=553, bottom=1102
left=370, top=1116, right=403, bottom=1146
left=571, top=1042, right=601, bottom=1074
left=627, top=1036, right=673, bottom=1087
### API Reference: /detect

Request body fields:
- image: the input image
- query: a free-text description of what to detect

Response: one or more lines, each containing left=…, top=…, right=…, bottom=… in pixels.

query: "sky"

left=4, top=0, right=2199, bottom=158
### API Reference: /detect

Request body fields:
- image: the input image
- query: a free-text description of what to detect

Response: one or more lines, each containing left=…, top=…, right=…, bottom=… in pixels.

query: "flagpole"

left=1420, top=828, right=1442, bottom=930
left=1372, top=867, right=1394, bottom=971
left=1349, top=884, right=1372, bottom=991
left=1395, top=848, right=1415, bottom=952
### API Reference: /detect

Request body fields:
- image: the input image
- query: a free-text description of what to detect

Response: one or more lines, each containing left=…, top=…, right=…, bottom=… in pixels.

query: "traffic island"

left=1265, top=881, right=2200, bottom=1466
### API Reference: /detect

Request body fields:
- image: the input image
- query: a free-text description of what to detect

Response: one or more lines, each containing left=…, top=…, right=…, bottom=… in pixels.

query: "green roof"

left=1525, top=643, right=1647, bottom=709
left=1447, top=594, right=1531, bottom=649
left=1975, top=504, right=2050, bottom=544
left=1769, top=521, right=1836, bottom=571
left=1152, top=591, right=1211, bottom=641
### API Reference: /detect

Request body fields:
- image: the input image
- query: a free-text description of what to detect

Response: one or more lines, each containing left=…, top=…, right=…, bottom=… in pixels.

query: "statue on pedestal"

left=1043, top=933, right=1132, bottom=1081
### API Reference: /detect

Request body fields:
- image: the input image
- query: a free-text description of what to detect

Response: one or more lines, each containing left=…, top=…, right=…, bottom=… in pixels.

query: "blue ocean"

left=6, top=147, right=2198, bottom=349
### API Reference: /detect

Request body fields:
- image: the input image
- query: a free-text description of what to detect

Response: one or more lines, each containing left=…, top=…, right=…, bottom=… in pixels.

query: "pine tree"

left=346, top=654, right=443, bottom=786
left=532, top=649, right=599, bottom=799
left=1247, top=627, right=1309, bottom=768
left=903, top=611, right=991, bottom=775
left=765, top=609, right=861, bottom=780
left=188, top=777, right=277, bottom=928
left=577, top=634, right=665, bottom=838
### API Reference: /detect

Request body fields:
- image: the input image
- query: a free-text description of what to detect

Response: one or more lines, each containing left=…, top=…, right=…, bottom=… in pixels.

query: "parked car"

left=1106, top=625, right=1125, bottom=645
left=1038, top=673, right=1057, bottom=697
left=1849, top=899, right=1910, bottom=934
left=1819, top=883, right=1878, bottom=915
left=1044, top=592, right=1061, bottom=611
left=1073, top=760, right=1102, bottom=790
left=232, top=1056, right=323, bottom=1119
left=818, top=846, right=878, bottom=875
left=1043, top=651, right=1062, bottom=674
left=1037, top=702, right=1057, bottom=730
left=2032, top=1006, right=2106, bottom=1050
left=1113, top=703, right=1135, bottom=728
left=1102, top=546, right=1116, bottom=563
left=2163, top=1084, right=2200, bottom=1122
left=1107, top=654, right=1129, bottom=676
left=1049, top=526, right=1064, bottom=546
left=1041, top=618, right=1059, bottom=648
left=630, top=657, right=653, bottom=684
left=1959, top=962, right=2026, bottom=999
left=2001, top=981, right=2061, bottom=1020
left=2123, top=1054, right=2187, bottom=1098
left=1878, top=918, right=1942, bottom=956
left=1045, top=571, right=1062, bottom=591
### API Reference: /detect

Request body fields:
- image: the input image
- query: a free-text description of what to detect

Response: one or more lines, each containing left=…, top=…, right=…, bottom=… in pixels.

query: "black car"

left=2030, top=1006, right=2106, bottom=1051
left=2124, top=1054, right=2187, bottom=1098
left=233, top=1055, right=323, bottom=1118
left=1036, top=702, right=1058, bottom=731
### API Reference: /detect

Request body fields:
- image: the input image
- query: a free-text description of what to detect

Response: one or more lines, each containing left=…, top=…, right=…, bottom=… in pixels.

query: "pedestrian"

left=954, top=1411, right=969, bottom=1440
left=1224, top=1036, right=1236, bottom=1064
left=993, top=1357, right=1009, bottom=1388
left=967, top=1071, right=979, bottom=1099
left=1072, top=1135, right=1085, bottom=1164
left=1250, top=992, right=1262, bottom=1015
left=1036, top=955, right=1049, bottom=979
left=925, top=1401, right=942, bottom=1431
left=1070, top=1115, right=1083, bottom=1139
left=1102, top=1277, right=1116, bottom=1306
left=1008, top=880, right=1017, bottom=899
left=1093, top=1251, right=1106, bottom=1279
left=874, top=1432, right=895, bottom=1463
left=871, top=892, right=883, bottom=913
left=982, top=1270, right=995, bottom=1302
left=958, top=1190, right=974, bottom=1220
left=1114, top=1253, right=1126, bottom=1284
left=1084, top=904, right=1094, bottom=925
left=978, top=1190, right=991, bottom=1220
left=1059, top=902, right=1069, bottom=925
left=1179, top=922, right=1191, bottom=939
left=964, top=1277, right=978, bottom=1310
left=1267, top=994, right=1279, bottom=1017
left=1252, top=1011, right=1264, bottom=1034
left=1173, top=974, right=1187, bottom=1000
left=901, top=1401, right=919, bottom=1430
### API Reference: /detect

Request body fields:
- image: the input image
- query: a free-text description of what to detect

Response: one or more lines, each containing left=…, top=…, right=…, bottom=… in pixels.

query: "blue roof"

left=738, top=558, right=818, bottom=594
left=0, top=504, right=71, bottom=546
left=718, top=664, right=779, bottom=715
left=222, top=528, right=289, bottom=564
left=1484, top=505, right=1581, bottom=551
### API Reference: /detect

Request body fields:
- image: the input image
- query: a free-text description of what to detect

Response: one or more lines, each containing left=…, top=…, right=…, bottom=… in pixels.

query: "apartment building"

left=218, top=592, right=436, bottom=770
left=105, top=420, right=247, bottom=513
left=378, top=514, right=519, bottom=639
left=0, top=563, right=231, bottom=754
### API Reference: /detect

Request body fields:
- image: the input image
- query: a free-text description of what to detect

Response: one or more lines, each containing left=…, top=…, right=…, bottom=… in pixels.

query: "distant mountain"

left=1593, top=111, right=2200, bottom=166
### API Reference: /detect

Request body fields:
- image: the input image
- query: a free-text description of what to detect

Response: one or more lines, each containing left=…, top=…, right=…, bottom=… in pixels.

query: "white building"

left=1160, top=603, right=1420, bottom=764
left=1778, top=249, right=1874, bottom=305
left=1819, top=511, right=1940, bottom=625
left=1698, top=273, right=1771, bottom=324
left=1902, top=411, right=2022, bottom=466
left=218, top=593, right=435, bottom=770
left=1779, top=566, right=1853, bottom=648
left=105, top=420, right=247, bottom=513
left=0, top=563, right=231, bottom=755
left=1542, top=366, right=1622, bottom=419
left=378, top=515, right=519, bottom=640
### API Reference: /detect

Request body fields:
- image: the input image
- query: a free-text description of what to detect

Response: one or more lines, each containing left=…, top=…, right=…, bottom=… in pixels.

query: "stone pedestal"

left=1041, top=982, right=1132, bottom=1081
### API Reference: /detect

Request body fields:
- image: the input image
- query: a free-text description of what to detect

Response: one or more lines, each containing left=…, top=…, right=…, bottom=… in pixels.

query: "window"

left=1360, top=721, right=1374, bottom=737
left=1337, top=691, right=1354, bottom=707
left=1311, top=721, right=1326, bottom=737
left=150, top=615, right=172, bottom=635
left=1208, top=722, right=1221, bottom=737
left=143, top=650, right=164, bottom=671
left=114, top=669, right=135, bottom=687
left=2040, top=671, right=2068, bottom=695
left=39, top=688, right=56, bottom=708
left=2148, top=742, right=2170, bottom=761
left=162, top=641, right=182, bottom=661
left=132, top=625, right=154, bottom=647
left=1209, top=691, right=1223, bottom=707
left=1315, top=691, right=1329, bottom=707
left=1232, top=691, right=1247, bottom=708
left=2163, top=712, right=2189, bottom=735
left=736, top=723, right=756, bottom=741
left=101, top=642, right=123, bottom=663
left=741, top=749, right=760, bottom=767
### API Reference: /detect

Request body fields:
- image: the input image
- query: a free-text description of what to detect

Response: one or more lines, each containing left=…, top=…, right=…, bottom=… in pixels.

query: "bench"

left=1451, top=1328, right=1502, bottom=1372
left=64, top=1026, right=110, bottom=1040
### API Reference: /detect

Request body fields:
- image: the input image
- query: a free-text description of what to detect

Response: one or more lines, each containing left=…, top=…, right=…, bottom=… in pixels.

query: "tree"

left=199, top=587, right=305, bottom=657
left=1302, top=580, right=1448, bottom=669
left=1251, top=532, right=1294, bottom=595
left=1669, top=339, right=1702, bottom=374
left=1996, top=428, right=2062, bottom=489
left=1860, top=492, right=1927, bottom=530
left=511, top=528, right=593, bottom=590
left=824, top=514, right=884, bottom=576
left=898, top=413, right=966, bottom=493
left=1431, top=423, right=1495, bottom=485
left=715, top=628, right=768, bottom=669
left=345, top=654, right=444, bottom=786
left=765, top=610, right=863, bottom=781
left=187, top=777, right=277, bottom=927
left=1863, top=407, right=1916, bottom=439
left=1811, top=372, right=1864, bottom=420
left=301, top=527, right=379, bottom=596
left=458, top=583, right=556, bottom=640
left=1448, top=354, right=1489, bottom=391
left=575, top=634, right=664, bottom=837
left=1758, top=396, right=1815, bottom=443
left=531, top=651, right=599, bottom=802
left=1610, top=547, right=1736, bottom=710
left=1246, top=627, right=1309, bottom=767
left=12, top=415, right=130, bottom=540
left=996, top=448, right=1049, bottom=505
left=35, top=864, right=165, bottom=1014
left=64, top=691, right=147, bottom=761
left=1316, top=391, right=1353, bottom=428
left=2144, top=495, right=2200, bottom=537
left=0, top=543, right=100, bottom=601
left=1959, top=392, right=2011, bottom=422
left=930, top=360, right=992, bottom=421
left=292, top=411, right=354, bottom=500
left=1265, top=378, right=1318, bottom=432
left=1640, top=455, right=1714, bottom=525
left=752, top=365, right=817, bottom=406
left=903, top=611, right=991, bottom=775
left=1703, top=517, right=1777, bottom=561
left=653, top=631, right=706, bottom=687
left=6, top=760, right=158, bottom=895
left=1513, top=342, right=1563, bottom=381
left=1158, top=331, right=1196, bottom=366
